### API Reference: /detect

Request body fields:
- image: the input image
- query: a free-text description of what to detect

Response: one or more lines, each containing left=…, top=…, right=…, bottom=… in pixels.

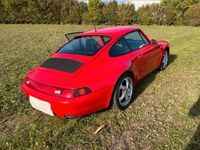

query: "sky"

left=115, top=0, right=126, bottom=3
left=80, top=0, right=127, bottom=3
left=80, top=0, right=161, bottom=9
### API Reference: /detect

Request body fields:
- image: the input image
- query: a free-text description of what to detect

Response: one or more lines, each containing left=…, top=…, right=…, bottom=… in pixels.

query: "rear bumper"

left=21, top=83, right=112, bottom=118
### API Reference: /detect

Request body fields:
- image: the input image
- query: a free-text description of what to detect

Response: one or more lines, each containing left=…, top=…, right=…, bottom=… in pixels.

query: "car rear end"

left=21, top=78, right=106, bottom=118
left=21, top=34, right=113, bottom=118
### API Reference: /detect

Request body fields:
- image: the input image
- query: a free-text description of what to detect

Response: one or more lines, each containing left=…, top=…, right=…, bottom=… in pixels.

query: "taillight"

left=73, top=87, right=91, bottom=97
left=24, top=77, right=91, bottom=98
left=60, top=87, right=91, bottom=98
left=24, top=76, right=30, bottom=85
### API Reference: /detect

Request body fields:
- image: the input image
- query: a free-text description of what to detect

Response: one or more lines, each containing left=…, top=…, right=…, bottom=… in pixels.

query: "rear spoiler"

left=65, top=32, right=83, bottom=41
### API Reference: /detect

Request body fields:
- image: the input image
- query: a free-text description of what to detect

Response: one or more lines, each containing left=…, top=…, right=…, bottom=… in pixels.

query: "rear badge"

left=54, top=89, right=62, bottom=95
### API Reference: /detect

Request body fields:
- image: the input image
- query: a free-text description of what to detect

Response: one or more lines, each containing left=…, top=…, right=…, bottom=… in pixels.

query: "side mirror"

left=151, top=39, right=158, bottom=45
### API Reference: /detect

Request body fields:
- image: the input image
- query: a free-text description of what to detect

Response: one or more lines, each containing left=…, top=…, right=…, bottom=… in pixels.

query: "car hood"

left=28, top=53, right=93, bottom=88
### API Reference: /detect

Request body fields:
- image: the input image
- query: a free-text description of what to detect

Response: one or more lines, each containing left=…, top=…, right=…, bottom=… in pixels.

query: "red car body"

left=21, top=26, right=169, bottom=118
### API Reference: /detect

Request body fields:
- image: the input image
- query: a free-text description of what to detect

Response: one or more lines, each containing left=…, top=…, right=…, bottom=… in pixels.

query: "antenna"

left=93, top=16, right=97, bottom=33
left=93, top=24, right=97, bottom=32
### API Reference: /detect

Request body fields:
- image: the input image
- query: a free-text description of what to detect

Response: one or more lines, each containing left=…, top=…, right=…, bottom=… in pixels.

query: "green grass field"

left=0, top=24, right=200, bottom=149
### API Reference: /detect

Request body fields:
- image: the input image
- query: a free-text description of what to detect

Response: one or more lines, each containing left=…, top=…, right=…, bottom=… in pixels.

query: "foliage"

left=60, top=0, right=87, bottom=24
left=0, top=0, right=199, bottom=26
left=34, top=0, right=62, bottom=24
left=102, top=1, right=118, bottom=25
left=161, top=0, right=199, bottom=24
left=0, top=0, right=87, bottom=24
left=137, top=5, right=151, bottom=25
left=137, top=0, right=199, bottom=26
left=137, top=4, right=161, bottom=25
left=184, top=3, right=200, bottom=26
left=82, top=0, right=104, bottom=24
left=0, top=0, right=5, bottom=23
left=160, top=4, right=176, bottom=25
left=117, top=3, right=136, bottom=25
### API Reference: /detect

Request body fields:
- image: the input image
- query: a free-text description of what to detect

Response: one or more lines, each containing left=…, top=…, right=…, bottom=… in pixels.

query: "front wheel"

left=159, top=50, right=169, bottom=70
left=112, top=74, right=135, bottom=110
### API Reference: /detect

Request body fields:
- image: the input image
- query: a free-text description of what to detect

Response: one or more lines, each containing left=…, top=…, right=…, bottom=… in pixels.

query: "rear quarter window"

left=109, top=38, right=130, bottom=56
left=124, top=31, right=145, bottom=51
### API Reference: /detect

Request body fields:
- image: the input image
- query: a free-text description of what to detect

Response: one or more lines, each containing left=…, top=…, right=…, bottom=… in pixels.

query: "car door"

left=123, top=31, right=152, bottom=79
left=109, top=37, right=143, bottom=77
left=139, top=31, right=161, bottom=72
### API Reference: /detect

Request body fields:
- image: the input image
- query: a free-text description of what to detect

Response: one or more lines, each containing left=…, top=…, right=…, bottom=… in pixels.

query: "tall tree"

left=117, top=3, right=136, bottom=25
left=137, top=5, right=151, bottom=25
left=160, top=4, right=175, bottom=25
left=83, top=0, right=104, bottom=24
left=24, top=0, right=62, bottom=24
left=79, top=2, right=88, bottom=24
left=1, top=0, right=18, bottom=23
left=137, top=3, right=175, bottom=25
left=102, top=0, right=118, bottom=25
left=161, top=0, right=199, bottom=24
left=0, top=0, right=5, bottom=23
left=184, top=2, right=200, bottom=26
left=149, top=3, right=161, bottom=24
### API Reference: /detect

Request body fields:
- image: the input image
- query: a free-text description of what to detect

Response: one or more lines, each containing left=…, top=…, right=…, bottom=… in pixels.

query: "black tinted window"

left=58, top=36, right=111, bottom=56
left=103, top=36, right=111, bottom=44
left=109, top=38, right=130, bottom=56
left=139, top=32, right=150, bottom=45
left=124, top=31, right=145, bottom=50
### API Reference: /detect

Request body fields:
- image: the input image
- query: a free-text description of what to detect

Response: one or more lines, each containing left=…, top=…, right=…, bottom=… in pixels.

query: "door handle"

left=137, top=54, right=144, bottom=59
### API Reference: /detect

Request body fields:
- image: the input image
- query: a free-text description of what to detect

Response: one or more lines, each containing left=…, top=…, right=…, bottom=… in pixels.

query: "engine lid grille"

left=40, top=58, right=83, bottom=73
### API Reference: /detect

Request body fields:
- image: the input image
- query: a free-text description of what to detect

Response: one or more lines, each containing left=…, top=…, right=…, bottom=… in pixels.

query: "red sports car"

left=21, top=26, right=169, bottom=119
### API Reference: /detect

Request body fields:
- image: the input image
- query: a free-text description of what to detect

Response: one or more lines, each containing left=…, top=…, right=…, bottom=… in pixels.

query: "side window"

left=139, top=32, right=150, bottom=45
left=102, top=36, right=111, bottom=44
left=109, top=38, right=130, bottom=56
left=124, top=31, right=145, bottom=51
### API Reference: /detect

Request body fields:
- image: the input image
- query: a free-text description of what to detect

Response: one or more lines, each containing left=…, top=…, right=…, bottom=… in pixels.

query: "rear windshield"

left=58, top=36, right=111, bottom=56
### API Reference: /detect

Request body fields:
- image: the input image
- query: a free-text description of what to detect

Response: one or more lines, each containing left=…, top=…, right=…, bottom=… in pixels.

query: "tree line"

left=0, top=0, right=199, bottom=26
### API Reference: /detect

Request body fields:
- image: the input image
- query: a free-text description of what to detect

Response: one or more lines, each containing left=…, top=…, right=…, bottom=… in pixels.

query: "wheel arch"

left=165, top=46, right=170, bottom=54
left=108, top=70, right=136, bottom=108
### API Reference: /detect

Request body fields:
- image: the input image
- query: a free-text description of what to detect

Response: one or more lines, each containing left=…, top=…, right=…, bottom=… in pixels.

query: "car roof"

left=79, top=26, right=140, bottom=38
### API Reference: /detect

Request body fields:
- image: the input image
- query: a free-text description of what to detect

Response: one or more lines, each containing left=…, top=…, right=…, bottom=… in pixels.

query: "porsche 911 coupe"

left=21, top=26, right=170, bottom=118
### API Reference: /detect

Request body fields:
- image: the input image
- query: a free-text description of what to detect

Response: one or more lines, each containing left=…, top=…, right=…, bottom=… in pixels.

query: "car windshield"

left=58, top=36, right=111, bottom=56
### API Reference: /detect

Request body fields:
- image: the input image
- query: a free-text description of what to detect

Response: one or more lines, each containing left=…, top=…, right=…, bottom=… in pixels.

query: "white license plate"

left=29, top=96, right=54, bottom=116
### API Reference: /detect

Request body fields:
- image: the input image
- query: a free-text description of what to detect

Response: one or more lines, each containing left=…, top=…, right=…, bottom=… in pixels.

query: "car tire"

left=112, top=73, right=135, bottom=110
left=159, top=50, right=169, bottom=70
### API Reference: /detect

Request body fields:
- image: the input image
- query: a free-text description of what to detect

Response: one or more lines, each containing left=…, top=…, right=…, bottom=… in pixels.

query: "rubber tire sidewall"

left=112, top=74, right=135, bottom=110
left=159, top=50, right=169, bottom=70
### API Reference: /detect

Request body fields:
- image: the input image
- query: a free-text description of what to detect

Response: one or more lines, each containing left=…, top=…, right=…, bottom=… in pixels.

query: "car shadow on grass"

left=185, top=95, right=200, bottom=150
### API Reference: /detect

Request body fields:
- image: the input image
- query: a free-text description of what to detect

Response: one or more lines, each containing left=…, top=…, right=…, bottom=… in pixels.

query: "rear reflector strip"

left=26, top=79, right=60, bottom=95
left=40, top=58, right=82, bottom=73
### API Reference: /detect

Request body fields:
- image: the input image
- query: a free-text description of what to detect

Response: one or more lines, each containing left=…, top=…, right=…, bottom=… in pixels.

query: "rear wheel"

left=112, top=74, right=135, bottom=110
left=159, top=50, right=169, bottom=70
